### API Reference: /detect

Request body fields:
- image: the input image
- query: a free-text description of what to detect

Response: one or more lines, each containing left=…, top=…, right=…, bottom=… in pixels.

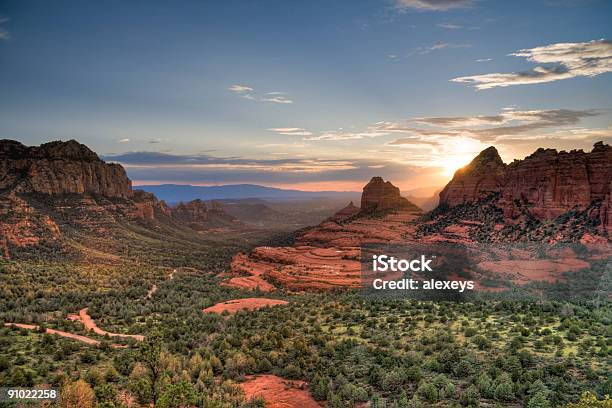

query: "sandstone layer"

left=0, top=139, right=133, bottom=198
left=439, top=142, right=612, bottom=231
left=361, top=176, right=413, bottom=211
left=0, top=139, right=236, bottom=257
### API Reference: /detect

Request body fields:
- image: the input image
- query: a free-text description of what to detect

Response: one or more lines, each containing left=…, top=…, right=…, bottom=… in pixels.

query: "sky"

left=0, top=0, right=611, bottom=194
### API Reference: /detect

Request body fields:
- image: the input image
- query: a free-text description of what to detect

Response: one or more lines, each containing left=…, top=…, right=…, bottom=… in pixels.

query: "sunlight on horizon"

left=437, top=138, right=483, bottom=178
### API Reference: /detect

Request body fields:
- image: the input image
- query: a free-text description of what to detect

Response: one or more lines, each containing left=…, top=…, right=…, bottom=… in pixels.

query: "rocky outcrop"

left=171, top=199, right=209, bottom=223
left=439, top=147, right=506, bottom=208
left=329, top=201, right=360, bottom=222
left=361, top=177, right=414, bottom=211
left=132, top=190, right=170, bottom=220
left=0, top=139, right=240, bottom=257
left=438, top=142, right=612, bottom=229
left=0, top=140, right=133, bottom=198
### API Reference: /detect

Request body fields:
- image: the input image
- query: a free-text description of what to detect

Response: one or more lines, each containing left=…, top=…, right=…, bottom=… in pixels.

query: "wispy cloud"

left=475, top=58, right=492, bottom=62
left=452, top=39, right=612, bottom=89
left=304, top=130, right=388, bottom=141
left=229, top=84, right=293, bottom=104
left=395, top=0, right=474, bottom=12
left=0, top=16, right=10, bottom=41
left=387, top=137, right=441, bottom=146
left=104, top=150, right=425, bottom=188
left=377, top=108, right=603, bottom=144
left=117, top=138, right=131, bottom=143
left=260, top=96, right=293, bottom=104
left=268, top=127, right=313, bottom=136
left=229, top=84, right=254, bottom=93
left=437, top=22, right=463, bottom=29
left=406, top=41, right=471, bottom=56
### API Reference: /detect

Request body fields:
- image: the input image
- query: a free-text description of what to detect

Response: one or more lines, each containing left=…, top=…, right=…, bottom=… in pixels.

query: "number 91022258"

left=0, top=387, right=59, bottom=401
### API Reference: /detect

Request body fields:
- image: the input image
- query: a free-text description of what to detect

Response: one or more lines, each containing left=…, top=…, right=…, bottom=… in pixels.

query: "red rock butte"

left=226, top=143, right=611, bottom=292
left=440, top=142, right=611, bottom=231
left=361, top=176, right=415, bottom=212
left=226, top=178, right=422, bottom=292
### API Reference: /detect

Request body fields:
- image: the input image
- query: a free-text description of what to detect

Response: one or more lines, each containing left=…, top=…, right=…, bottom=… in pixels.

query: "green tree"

left=157, top=381, right=197, bottom=408
left=138, top=331, right=164, bottom=405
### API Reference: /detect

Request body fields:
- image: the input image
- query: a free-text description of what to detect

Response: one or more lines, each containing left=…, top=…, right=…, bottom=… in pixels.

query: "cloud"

left=229, top=84, right=293, bottom=104
left=0, top=16, right=10, bottom=41
left=117, top=138, right=131, bottom=143
left=376, top=108, right=603, bottom=144
left=437, top=23, right=463, bottom=29
left=304, top=130, right=388, bottom=141
left=387, top=137, right=441, bottom=146
left=229, top=84, right=254, bottom=93
left=148, top=138, right=163, bottom=144
left=407, top=41, right=471, bottom=56
left=395, top=0, right=474, bottom=11
left=104, top=150, right=424, bottom=188
left=268, top=127, right=313, bottom=136
left=260, top=96, right=293, bottom=104
left=475, top=58, right=492, bottom=62
left=452, top=39, right=612, bottom=89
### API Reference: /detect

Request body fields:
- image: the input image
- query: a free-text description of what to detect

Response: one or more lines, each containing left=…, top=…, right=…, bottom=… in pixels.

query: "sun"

left=439, top=138, right=483, bottom=178
left=441, top=156, right=472, bottom=177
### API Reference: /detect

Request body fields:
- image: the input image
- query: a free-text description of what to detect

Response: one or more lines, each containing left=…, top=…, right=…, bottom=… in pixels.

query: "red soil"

left=67, top=308, right=144, bottom=341
left=224, top=253, right=277, bottom=291
left=477, top=258, right=591, bottom=284
left=224, top=209, right=444, bottom=292
left=239, top=375, right=321, bottom=408
left=203, top=298, right=288, bottom=314
left=222, top=276, right=276, bottom=292
left=225, top=206, right=609, bottom=292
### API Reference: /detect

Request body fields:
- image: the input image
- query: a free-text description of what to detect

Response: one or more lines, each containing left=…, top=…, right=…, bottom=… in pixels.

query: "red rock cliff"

left=439, top=146, right=506, bottom=207
left=0, top=139, right=133, bottom=198
left=439, top=142, right=612, bottom=226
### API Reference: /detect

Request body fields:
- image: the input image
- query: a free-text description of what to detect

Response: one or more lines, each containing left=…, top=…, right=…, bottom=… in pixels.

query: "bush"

left=417, top=382, right=438, bottom=403
left=460, top=385, right=480, bottom=407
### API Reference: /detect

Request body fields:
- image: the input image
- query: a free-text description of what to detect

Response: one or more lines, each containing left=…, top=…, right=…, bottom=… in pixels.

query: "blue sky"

left=0, top=0, right=611, bottom=192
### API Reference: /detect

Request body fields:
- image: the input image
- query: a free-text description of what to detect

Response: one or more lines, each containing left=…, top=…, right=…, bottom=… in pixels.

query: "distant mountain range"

left=135, top=184, right=360, bottom=203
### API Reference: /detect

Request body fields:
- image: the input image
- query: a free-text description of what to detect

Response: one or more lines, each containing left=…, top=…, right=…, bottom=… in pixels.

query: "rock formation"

left=0, top=139, right=133, bottom=198
left=171, top=199, right=209, bottom=223
left=361, top=177, right=414, bottom=211
left=0, top=139, right=238, bottom=257
left=439, top=147, right=506, bottom=208
left=438, top=142, right=612, bottom=229
left=329, top=201, right=360, bottom=222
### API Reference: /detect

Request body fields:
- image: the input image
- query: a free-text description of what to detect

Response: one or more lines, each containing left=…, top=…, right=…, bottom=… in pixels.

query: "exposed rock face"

left=439, top=147, right=506, bottom=208
left=361, top=177, right=412, bottom=211
left=225, top=177, right=424, bottom=292
left=132, top=190, right=170, bottom=220
left=0, top=139, right=133, bottom=198
left=0, top=139, right=239, bottom=257
left=329, top=201, right=360, bottom=222
left=439, top=142, right=612, bottom=229
left=171, top=199, right=209, bottom=223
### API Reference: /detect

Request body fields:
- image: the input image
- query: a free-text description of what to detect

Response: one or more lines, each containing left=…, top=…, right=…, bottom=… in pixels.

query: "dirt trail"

left=239, top=375, right=321, bottom=408
left=67, top=308, right=144, bottom=341
left=203, top=298, right=289, bottom=314
left=145, top=284, right=158, bottom=299
left=145, top=269, right=176, bottom=299
left=4, top=322, right=126, bottom=348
